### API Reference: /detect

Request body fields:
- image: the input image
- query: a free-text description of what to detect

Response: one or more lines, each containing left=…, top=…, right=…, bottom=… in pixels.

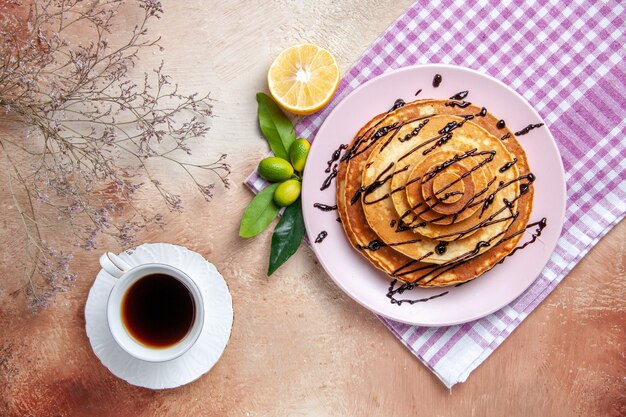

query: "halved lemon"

left=268, top=43, right=340, bottom=115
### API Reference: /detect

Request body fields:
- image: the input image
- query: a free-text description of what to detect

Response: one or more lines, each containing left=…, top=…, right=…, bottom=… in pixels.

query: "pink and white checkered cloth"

left=246, top=0, right=625, bottom=387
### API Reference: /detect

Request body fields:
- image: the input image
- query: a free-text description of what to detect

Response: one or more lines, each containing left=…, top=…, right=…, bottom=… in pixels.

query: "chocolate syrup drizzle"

left=355, top=239, right=387, bottom=251
left=435, top=241, right=448, bottom=255
left=515, top=123, right=544, bottom=136
left=385, top=216, right=546, bottom=304
left=496, top=218, right=547, bottom=264
left=325, top=144, right=348, bottom=173
left=387, top=280, right=449, bottom=306
left=389, top=99, right=406, bottom=112
left=499, top=158, right=518, bottom=173
left=449, top=90, right=469, bottom=100
left=352, top=144, right=533, bottom=244
left=445, top=100, right=471, bottom=108
left=320, top=165, right=338, bottom=191
left=313, top=203, right=337, bottom=212
left=399, top=120, right=429, bottom=142
left=315, top=231, right=328, bottom=243
left=320, top=87, right=547, bottom=305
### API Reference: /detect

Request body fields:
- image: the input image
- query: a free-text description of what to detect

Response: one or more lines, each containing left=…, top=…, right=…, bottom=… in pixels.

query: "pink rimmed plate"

left=301, top=64, right=566, bottom=327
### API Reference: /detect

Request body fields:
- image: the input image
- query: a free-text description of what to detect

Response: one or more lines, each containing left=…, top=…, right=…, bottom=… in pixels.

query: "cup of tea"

left=99, top=252, right=205, bottom=362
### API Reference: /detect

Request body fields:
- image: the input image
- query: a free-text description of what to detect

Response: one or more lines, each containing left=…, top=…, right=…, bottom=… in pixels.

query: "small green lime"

left=274, top=179, right=301, bottom=207
left=289, top=138, right=310, bottom=172
left=258, top=157, right=294, bottom=182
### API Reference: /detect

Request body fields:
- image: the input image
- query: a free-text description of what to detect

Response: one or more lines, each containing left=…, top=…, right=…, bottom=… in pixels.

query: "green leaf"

left=239, top=183, right=281, bottom=238
left=268, top=198, right=305, bottom=275
left=256, top=92, right=296, bottom=160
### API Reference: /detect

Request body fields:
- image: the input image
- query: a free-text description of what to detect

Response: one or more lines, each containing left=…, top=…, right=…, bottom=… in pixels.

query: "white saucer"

left=85, top=243, right=233, bottom=389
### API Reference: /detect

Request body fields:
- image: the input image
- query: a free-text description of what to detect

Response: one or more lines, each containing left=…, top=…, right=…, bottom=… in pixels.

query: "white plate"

left=301, top=64, right=566, bottom=327
left=85, top=243, right=233, bottom=389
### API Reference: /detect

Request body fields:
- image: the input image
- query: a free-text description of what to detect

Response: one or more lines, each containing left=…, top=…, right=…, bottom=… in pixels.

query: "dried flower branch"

left=0, top=0, right=230, bottom=308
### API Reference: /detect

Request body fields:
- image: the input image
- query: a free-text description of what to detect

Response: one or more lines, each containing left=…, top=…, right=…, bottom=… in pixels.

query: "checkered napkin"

left=246, top=0, right=626, bottom=387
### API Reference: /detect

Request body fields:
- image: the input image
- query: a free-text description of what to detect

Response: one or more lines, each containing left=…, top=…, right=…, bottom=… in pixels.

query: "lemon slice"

left=268, top=43, right=340, bottom=115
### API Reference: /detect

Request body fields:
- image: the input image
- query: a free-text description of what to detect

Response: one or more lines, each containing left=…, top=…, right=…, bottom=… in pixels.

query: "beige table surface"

left=1, top=1, right=624, bottom=416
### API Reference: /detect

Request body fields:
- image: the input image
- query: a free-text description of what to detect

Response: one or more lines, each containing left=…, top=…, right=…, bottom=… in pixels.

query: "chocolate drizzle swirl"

left=339, top=113, right=433, bottom=166
left=323, top=98, right=546, bottom=305
left=445, top=100, right=471, bottom=108
left=320, top=164, right=338, bottom=191
left=387, top=280, right=449, bottom=306
left=355, top=239, right=387, bottom=251
left=499, top=158, right=518, bottom=173
left=449, top=90, right=469, bottom=100
left=313, top=203, right=337, bottom=212
left=352, top=146, right=497, bottom=236
left=496, top=218, right=547, bottom=263
left=399, top=120, right=429, bottom=142
left=432, top=74, right=442, bottom=87
left=390, top=99, right=406, bottom=112
left=515, top=123, right=544, bottom=136
left=325, top=144, right=347, bottom=173
left=435, top=241, right=449, bottom=255
left=315, top=231, right=328, bottom=243
left=390, top=208, right=544, bottom=283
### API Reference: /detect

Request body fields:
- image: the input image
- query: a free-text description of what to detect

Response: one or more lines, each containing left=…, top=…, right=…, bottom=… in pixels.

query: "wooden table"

left=1, top=1, right=624, bottom=416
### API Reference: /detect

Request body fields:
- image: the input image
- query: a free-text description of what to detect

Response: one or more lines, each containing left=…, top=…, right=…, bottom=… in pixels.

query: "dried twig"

left=0, top=0, right=230, bottom=308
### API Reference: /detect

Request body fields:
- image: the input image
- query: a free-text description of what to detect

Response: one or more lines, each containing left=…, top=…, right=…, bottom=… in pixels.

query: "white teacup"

left=99, top=252, right=204, bottom=362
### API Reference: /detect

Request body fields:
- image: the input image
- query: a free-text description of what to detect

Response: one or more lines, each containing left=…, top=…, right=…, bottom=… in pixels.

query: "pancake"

left=362, top=114, right=520, bottom=263
left=336, top=98, right=534, bottom=287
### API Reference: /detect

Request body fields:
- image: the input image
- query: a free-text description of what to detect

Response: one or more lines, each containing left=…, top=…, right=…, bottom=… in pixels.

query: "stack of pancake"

left=336, top=98, right=534, bottom=287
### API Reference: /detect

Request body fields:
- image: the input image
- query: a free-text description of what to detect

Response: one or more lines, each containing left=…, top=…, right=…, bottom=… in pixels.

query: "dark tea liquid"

left=122, top=273, right=195, bottom=348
